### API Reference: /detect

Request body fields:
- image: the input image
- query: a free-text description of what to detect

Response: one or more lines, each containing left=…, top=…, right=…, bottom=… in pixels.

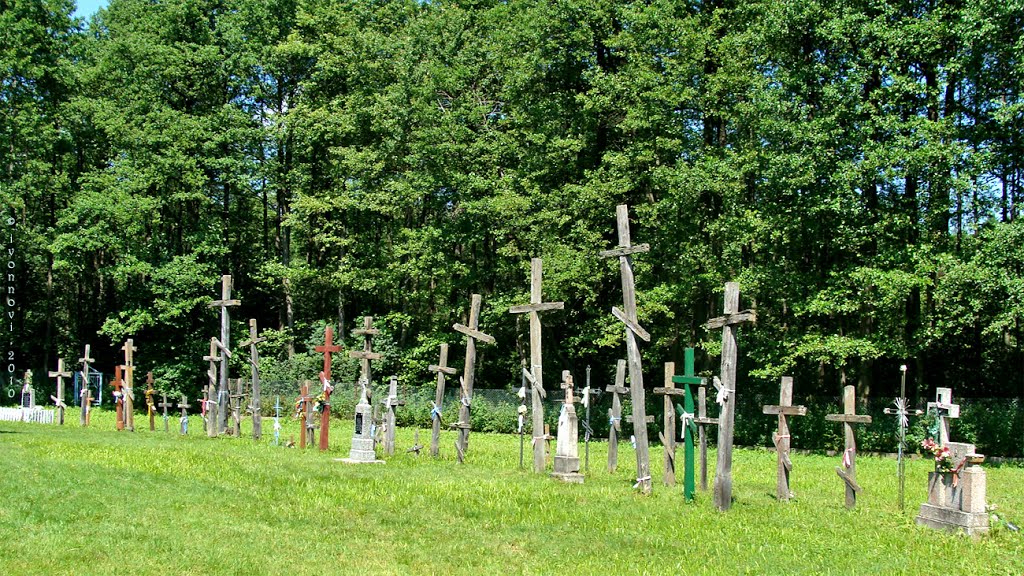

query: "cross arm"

left=625, top=415, right=655, bottom=424
left=611, top=307, right=651, bottom=342
left=508, top=302, right=564, bottom=314
left=825, top=414, right=872, bottom=424
left=349, top=351, right=382, bottom=361
left=763, top=405, right=808, bottom=416
left=429, top=364, right=458, bottom=376
left=598, top=244, right=650, bottom=258
left=605, top=385, right=628, bottom=394
left=704, top=310, right=757, bottom=330
left=208, top=299, right=241, bottom=308
left=453, top=323, right=495, bottom=345
left=352, top=328, right=381, bottom=337
left=240, top=337, right=267, bottom=347
left=672, top=375, right=704, bottom=386
left=653, top=387, right=687, bottom=397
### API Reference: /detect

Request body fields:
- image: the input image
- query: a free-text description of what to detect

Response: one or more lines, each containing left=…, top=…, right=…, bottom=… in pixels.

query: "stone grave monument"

left=341, top=378, right=383, bottom=464
left=551, top=371, right=583, bottom=483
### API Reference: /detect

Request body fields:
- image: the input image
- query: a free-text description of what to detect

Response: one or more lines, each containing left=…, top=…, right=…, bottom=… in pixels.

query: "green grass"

left=1, top=409, right=1023, bottom=575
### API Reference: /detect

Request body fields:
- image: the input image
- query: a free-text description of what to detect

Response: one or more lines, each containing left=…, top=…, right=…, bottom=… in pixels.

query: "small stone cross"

left=926, top=387, right=960, bottom=447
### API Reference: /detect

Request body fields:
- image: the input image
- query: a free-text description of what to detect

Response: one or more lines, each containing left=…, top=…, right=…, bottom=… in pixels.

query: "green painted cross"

left=670, top=348, right=703, bottom=502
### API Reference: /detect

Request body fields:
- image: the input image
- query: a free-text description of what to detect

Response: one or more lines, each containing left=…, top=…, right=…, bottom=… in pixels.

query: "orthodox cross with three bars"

left=883, top=364, right=923, bottom=510
left=428, top=344, right=457, bottom=457
left=705, top=281, right=756, bottom=511
left=121, top=338, right=137, bottom=432
left=78, top=344, right=95, bottom=427
left=208, top=274, right=240, bottom=433
left=508, top=258, right=564, bottom=473
left=49, top=358, right=71, bottom=425
left=158, top=391, right=173, bottom=433
left=240, top=318, right=266, bottom=441
left=317, top=325, right=341, bottom=451
left=453, top=294, right=494, bottom=463
left=762, top=376, right=806, bottom=501
left=825, top=385, right=872, bottom=509
left=599, top=204, right=653, bottom=494
left=605, top=359, right=627, bottom=473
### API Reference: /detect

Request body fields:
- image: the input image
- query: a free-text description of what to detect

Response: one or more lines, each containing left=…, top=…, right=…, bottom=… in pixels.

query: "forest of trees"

left=2, top=0, right=1023, bottom=411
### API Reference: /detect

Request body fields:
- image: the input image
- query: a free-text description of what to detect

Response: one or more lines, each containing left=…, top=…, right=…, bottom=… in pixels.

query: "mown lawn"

left=1, top=409, right=1022, bottom=575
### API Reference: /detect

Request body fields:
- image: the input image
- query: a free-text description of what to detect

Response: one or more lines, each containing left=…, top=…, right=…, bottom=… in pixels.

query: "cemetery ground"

left=1, top=412, right=1023, bottom=575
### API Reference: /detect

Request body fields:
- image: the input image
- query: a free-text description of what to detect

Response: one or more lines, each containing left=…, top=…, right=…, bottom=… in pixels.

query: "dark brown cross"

left=240, top=318, right=266, bottom=441
left=78, top=344, right=95, bottom=427
left=654, top=362, right=687, bottom=487
left=145, top=372, right=156, bottom=431
left=112, top=366, right=125, bottom=431
left=705, top=281, right=756, bottom=511
left=452, top=294, right=495, bottom=463
left=350, top=317, right=382, bottom=399
left=825, top=385, right=872, bottom=509
left=158, top=391, right=173, bottom=433
left=605, top=359, right=627, bottom=473
left=762, top=376, right=807, bottom=501
left=49, top=358, right=71, bottom=426
left=428, top=343, right=457, bottom=457
left=177, top=395, right=192, bottom=435
left=599, top=204, right=653, bottom=494
left=316, top=326, right=342, bottom=382
left=208, top=274, right=240, bottom=432
left=509, top=257, right=564, bottom=473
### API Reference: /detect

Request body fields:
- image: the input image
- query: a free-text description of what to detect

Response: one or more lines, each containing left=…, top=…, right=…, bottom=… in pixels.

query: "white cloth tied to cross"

left=581, top=386, right=591, bottom=409
left=679, top=411, right=695, bottom=437
left=633, top=475, right=651, bottom=489
left=713, top=376, right=731, bottom=406
left=843, top=447, right=855, bottom=469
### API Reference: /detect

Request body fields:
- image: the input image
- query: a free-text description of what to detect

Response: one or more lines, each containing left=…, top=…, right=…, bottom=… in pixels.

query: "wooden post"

left=825, top=385, right=872, bottom=509
left=384, top=375, right=404, bottom=456
left=145, top=372, right=156, bottom=432
left=177, top=395, right=191, bottom=435
left=121, top=338, right=137, bottom=432
left=428, top=344, right=456, bottom=457
left=318, top=371, right=334, bottom=451
left=202, top=337, right=222, bottom=437
left=453, top=294, right=495, bottom=463
left=112, top=366, right=125, bottom=431
left=664, top=348, right=704, bottom=501
left=509, top=258, right=564, bottom=473
left=605, top=360, right=627, bottom=473
left=158, top=392, right=173, bottom=433
left=48, top=358, right=71, bottom=426
left=599, top=205, right=653, bottom=494
left=78, top=345, right=95, bottom=427
left=654, top=363, right=681, bottom=486
left=205, top=384, right=220, bottom=438
left=296, top=382, right=311, bottom=449
left=705, top=282, right=756, bottom=511
left=240, top=319, right=266, bottom=441
left=762, top=376, right=807, bottom=501
left=208, top=274, right=240, bottom=433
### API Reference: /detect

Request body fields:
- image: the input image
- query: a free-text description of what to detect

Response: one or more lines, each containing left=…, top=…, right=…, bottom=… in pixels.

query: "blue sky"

left=73, top=0, right=109, bottom=19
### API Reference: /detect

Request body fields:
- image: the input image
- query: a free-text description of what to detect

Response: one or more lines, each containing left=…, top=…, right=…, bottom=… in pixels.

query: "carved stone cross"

left=762, top=376, right=807, bottom=501
left=605, top=359, right=627, bottom=473
left=825, top=385, right=872, bottom=509
left=428, top=343, right=457, bottom=457
left=208, top=274, right=240, bottom=432
left=599, top=204, right=653, bottom=494
left=509, top=257, right=564, bottom=473
left=49, top=358, right=71, bottom=425
left=240, top=318, right=266, bottom=441
left=78, top=344, right=95, bottom=427
left=453, top=294, right=494, bottom=463
left=705, top=281, right=756, bottom=511
left=927, top=387, right=960, bottom=446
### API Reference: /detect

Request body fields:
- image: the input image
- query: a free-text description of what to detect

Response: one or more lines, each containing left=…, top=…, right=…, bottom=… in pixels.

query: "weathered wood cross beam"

left=453, top=294, right=494, bottom=463
left=825, top=385, right=872, bottom=509
left=761, top=376, right=806, bottom=502
left=49, top=358, right=71, bottom=426
left=208, top=274, right=240, bottom=433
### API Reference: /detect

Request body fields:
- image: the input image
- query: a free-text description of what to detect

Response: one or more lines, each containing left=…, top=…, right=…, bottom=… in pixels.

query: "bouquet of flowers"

left=921, top=437, right=953, bottom=472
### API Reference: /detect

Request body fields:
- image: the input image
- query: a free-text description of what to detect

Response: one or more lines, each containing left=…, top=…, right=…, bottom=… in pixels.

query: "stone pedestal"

left=915, top=442, right=988, bottom=536
left=340, top=385, right=384, bottom=465
left=551, top=403, right=583, bottom=483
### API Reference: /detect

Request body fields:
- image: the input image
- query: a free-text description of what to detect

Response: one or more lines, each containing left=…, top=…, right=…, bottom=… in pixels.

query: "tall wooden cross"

left=177, top=395, right=191, bottom=435
left=49, top=358, right=71, bottom=426
left=318, top=372, right=334, bottom=452
left=145, top=372, right=156, bottom=432
left=762, top=376, right=807, bottom=501
left=508, top=257, right=564, bottom=473
left=78, top=344, right=95, bottom=427
left=350, top=316, right=382, bottom=399
left=158, top=391, right=173, bottom=433
left=121, top=338, right=137, bottom=432
left=383, top=375, right=405, bottom=456
left=208, top=274, right=240, bottom=433
left=112, top=366, right=125, bottom=431
left=316, top=325, right=342, bottom=381
left=705, top=281, right=756, bottom=511
left=229, top=378, right=244, bottom=436
left=428, top=344, right=456, bottom=457
left=599, top=204, right=653, bottom=494
left=202, top=337, right=222, bottom=437
left=825, top=385, right=872, bottom=509
left=453, top=294, right=495, bottom=463
left=606, top=359, right=627, bottom=473
left=927, top=387, right=960, bottom=446
left=670, top=348, right=703, bottom=501
left=883, top=364, right=923, bottom=510
left=240, top=318, right=266, bottom=441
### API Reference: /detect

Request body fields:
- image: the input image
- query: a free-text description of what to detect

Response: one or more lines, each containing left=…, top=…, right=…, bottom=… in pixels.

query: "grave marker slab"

left=551, top=371, right=583, bottom=483
left=825, top=385, right=872, bottom=509
left=762, top=376, right=806, bottom=501
left=341, top=379, right=384, bottom=464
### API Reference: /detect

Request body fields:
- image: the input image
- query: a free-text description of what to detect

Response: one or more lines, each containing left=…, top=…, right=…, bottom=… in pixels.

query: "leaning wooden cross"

left=145, top=372, right=156, bottom=432
left=599, top=204, right=654, bottom=494
left=762, top=376, right=807, bottom=501
left=121, top=338, right=137, bottom=432
left=208, top=274, right=240, bottom=433
left=240, top=318, right=266, bottom=441
left=316, top=325, right=342, bottom=452
left=508, top=258, right=564, bottom=473
left=705, top=281, right=756, bottom=511
left=606, top=359, right=627, bottom=473
left=825, top=385, right=872, bottom=509
left=49, top=358, right=71, bottom=425
left=452, top=294, right=495, bottom=463
left=428, top=344, right=456, bottom=457
left=383, top=375, right=404, bottom=456
left=78, top=344, right=95, bottom=427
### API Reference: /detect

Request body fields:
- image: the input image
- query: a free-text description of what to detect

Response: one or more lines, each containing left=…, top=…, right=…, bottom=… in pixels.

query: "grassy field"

left=1, top=409, right=1023, bottom=575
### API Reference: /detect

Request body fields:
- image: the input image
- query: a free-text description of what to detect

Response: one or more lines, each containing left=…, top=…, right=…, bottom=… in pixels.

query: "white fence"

left=0, top=407, right=55, bottom=424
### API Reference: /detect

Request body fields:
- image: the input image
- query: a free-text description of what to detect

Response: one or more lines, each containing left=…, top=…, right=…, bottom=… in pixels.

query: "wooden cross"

left=452, top=294, right=495, bottom=463
left=605, top=359, right=627, bottom=473
left=121, top=339, right=137, bottom=431
left=428, top=343, right=457, bottom=457
left=509, top=257, right=564, bottom=473
left=350, top=316, right=382, bottom=399
left=145, top=372, right=156, bottom=432
left=177, top=395, right=191, bottom=435
left=304, top=379, right=317, bottom=447
left=318, top=372, right=334, bottom=452
left=883, top=364, right=923, bottom=510
left=693, top=382, right=718, bottom=491
left=208, top=274, right=240, bottom=433
left=240, top=318, right=266, bottom=441
left=229, top=378, right=244, bottom=436
left=316, top=325, right=342, bottom=382
left=49, top=358, right=71, bottom=426
left=112, top=366, right=125, bottom=431
left=654, top=363, right=683, bottom=487
left=825, top=385, right=872, bottom=509
left=926, top=387, right=960, bottom=446
left=78, top=344, right=95, bottom=427
left=202, top=337, right=222, bottom=437
left=296, top=382, right=311, bottom=449
left=762, top=376, right=807, bottom=501
left=158, top=391, right=173, bottom=433
left=666, top=348, right=703, bottom=501
left=705, top=281, right=756, bottom=511
left=599, top=204, right=653, bottom=494
left=383, top=375, right=405, bottom=456
left=204, top=383, right=220, bottom=438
